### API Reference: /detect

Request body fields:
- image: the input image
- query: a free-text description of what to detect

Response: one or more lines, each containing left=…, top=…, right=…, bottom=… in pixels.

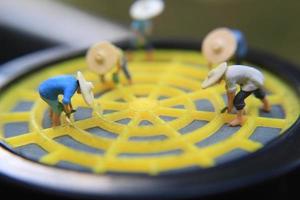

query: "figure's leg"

left=253, top=89, right=271, bottom=112
left=121, top=58, right=132, bottom=84
left=262, top=98, right=271, bottom=112
left=229, top=90, right=252, bottom=126
left=50, top=100, right=63, bottom=127
left=99, top=74, right=105, bottom=83
left=145, top=39, right=154, bottom=61
left=229, top=110, right=244, bottom=127
left=126, top=50, right=133, bottom=62
left=51, top=113, right=61, bottom=126
left=126, top=38, right=137, bottom=61
left=49, top=108, right=53, bottom=119
left=146, top=49, right=154, bottom=61
left=112, top=72, right=119, bottom=84
left=41, top=97, right=58, bottom=127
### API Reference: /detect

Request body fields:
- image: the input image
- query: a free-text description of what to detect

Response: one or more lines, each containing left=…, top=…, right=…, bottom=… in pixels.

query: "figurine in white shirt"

left=202, top=62, right=271, bottom=126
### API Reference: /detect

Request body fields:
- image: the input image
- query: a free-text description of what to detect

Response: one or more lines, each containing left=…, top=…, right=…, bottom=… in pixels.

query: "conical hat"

left=202, top=28, right=237, bottom=64
left=77, top=71, right=94, bottom=106
left=201, top=62, right=228, bottom=89
left=86, top=41, right=119, bottom=75
left=130, top=0, right=165, bottom=20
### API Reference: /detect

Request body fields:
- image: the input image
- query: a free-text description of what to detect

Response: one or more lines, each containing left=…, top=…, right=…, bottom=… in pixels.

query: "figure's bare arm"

left=226, top=90, right=235, bottom=113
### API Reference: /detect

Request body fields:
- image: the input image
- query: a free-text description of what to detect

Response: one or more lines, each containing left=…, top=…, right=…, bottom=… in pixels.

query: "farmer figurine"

left=127, top=0, right=165, bottom=60
left=86, top=41, right=132, bottom=85
left=39, top=71, right=94, bottom=126
left=202, top=27, right=248, bottom=68
left=129, top=18, right=154, bottom=60
left=201, top=62, right=271, bottom=126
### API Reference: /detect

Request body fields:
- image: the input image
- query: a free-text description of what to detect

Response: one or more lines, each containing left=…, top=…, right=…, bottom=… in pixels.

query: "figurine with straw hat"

left=201, top=62, right=271, bottom=126
left=39, top=71, right=94, bottom=126
left=86, top=41, right=132, bottom=85
left=128, top=0, right=165, bottom=60
left=202, top=27, right=247, bottom=68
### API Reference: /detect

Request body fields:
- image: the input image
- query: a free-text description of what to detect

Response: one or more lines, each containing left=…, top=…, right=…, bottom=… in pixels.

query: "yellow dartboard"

left=0, top=41, right=299, bottom=198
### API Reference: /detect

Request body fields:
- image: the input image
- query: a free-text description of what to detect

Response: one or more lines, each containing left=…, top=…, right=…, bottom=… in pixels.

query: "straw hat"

left=86, top=41, right=119, bottom=75
left=202, top=28, right=237, bottom=64
left=77, top=71, right=94, bottom=106
left=201, top=62, right=228, bottom=89
left=130, top=0, right=165, bottom=20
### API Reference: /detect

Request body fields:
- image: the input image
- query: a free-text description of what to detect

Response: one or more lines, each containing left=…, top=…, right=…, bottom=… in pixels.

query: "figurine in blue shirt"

left=131, top=19, right=153, bottom=50
left=231, top=29, right=247, bottom=64
left=128, top=0, right=165, bottom=60
left=39, top=72, right=94, bottom=126
left=128, top=19, right=154, bottom=61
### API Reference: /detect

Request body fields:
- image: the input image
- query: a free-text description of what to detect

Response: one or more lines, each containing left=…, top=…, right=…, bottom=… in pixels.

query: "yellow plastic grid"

left=0, top=50, right=299, bottom=175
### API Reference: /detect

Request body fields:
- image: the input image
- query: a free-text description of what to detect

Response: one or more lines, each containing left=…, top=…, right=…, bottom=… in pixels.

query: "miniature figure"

left=202, top=27, right=247, bottom=68
left=39, top=71, right=94, bottom=126
left=86, top=41, right=132, bottom=85
left=129, top=18, right=153, bottom=60
left=201, top=62, right=271, bottom=126
left=128, top=0, right=165, bottom=60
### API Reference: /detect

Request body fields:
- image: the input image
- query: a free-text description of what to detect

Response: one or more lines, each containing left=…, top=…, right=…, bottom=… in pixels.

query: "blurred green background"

left=63, top=0, right=299, bottom=65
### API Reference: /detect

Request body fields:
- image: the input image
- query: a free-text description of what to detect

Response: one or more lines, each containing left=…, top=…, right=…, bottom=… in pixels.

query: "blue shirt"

left=131, top=19, right=152, bottom=35
left=39, top=75, right=78, bottom=104
left=231, top=29, right=248, bottom=58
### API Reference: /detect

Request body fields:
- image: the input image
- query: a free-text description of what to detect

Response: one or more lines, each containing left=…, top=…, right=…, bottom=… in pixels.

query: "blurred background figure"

left=86, top=41, right=132, bottom=85
left=0, top=0, right=299, bottom=65
left=202, top=27, right=247, bottom=68
left=127, top=0, right=165, bottom=60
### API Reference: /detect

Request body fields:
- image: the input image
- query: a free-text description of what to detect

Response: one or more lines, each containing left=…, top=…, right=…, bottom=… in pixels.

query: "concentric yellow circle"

left=0, top=50, right=299, bottom=175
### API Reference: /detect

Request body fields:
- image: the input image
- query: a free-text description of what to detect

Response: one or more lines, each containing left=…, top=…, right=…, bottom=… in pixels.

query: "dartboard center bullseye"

left=129, top=98, right=158, bottom=111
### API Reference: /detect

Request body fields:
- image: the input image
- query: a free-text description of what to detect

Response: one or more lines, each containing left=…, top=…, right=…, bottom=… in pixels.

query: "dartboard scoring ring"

left=0, top=42, right=299, bottom=199
left=0, top=48, right=299, bottom=177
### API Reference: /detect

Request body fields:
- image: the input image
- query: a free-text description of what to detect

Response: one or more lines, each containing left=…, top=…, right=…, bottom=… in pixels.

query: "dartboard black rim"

left=0, top=39, right=299, bottom=199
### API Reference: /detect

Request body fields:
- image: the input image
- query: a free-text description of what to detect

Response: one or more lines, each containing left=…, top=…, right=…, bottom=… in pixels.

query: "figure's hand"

left=63, top=104, right=73, bottom=117
left=65, top=104, right=71, bottom=112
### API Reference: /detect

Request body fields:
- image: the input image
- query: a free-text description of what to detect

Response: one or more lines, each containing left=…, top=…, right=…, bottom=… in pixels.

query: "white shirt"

left=225, top=65, right=264, bottom=92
